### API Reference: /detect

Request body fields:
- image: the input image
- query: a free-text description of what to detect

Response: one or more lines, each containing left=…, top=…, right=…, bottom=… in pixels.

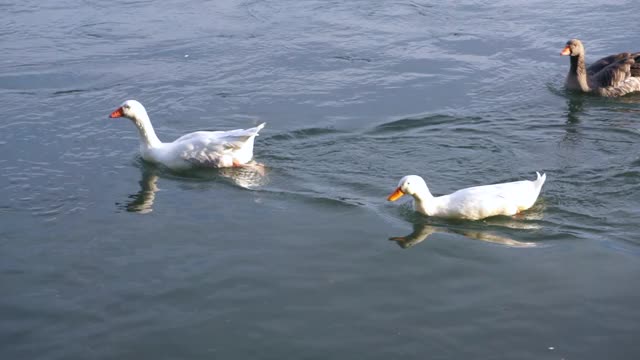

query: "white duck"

left=387, top=172, right=546, bottom=220
left=109, top=100, right=265, bottom=170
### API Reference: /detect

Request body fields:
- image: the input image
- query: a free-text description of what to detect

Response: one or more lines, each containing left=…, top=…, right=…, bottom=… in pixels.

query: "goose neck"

left=570, top=54, right=590, bottom=92
left=133, top=113, right=162, bottom=149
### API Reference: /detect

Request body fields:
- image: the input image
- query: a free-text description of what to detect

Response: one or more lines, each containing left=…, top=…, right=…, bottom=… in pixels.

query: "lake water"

left=2, top=1, right=640, bottom=359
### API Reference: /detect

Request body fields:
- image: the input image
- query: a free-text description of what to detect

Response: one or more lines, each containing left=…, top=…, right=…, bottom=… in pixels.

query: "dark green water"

left=2, top=1, right=639, bottom=359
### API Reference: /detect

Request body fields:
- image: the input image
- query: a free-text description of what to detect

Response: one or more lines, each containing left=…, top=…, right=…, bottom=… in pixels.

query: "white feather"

left=110, top=100, right=265, bottom=170
left=388, top=173, right=546, bottom=220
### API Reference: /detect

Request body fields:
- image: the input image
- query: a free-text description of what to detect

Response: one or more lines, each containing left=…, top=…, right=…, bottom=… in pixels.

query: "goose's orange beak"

left=387, top=187, right=405, bottom=202
left=560, top=46, right=571, bottom=56
left=109, top=107, right=124, bottom=118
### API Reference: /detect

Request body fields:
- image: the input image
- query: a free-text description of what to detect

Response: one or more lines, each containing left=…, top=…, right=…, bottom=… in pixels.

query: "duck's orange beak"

left=109, top=107, right=124, bottom=118
left=560, top=46, right=571, bottom=56
left=387, top=187, right=405, bottom=202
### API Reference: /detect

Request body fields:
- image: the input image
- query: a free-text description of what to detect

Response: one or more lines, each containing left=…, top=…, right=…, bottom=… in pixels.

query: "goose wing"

left=590, top=53, right=636, bottom=88
left=173, top=124, right=265, bottom=167
left=587, top=52, right=629, bottom=75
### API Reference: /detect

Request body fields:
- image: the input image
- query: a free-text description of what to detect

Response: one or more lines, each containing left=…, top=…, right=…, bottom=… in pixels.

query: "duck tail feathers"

left=535, top=171, right=546, bottom=188
left=255, top=122, right=266, bottom=133
left=246, top=122, right=266, bottom=136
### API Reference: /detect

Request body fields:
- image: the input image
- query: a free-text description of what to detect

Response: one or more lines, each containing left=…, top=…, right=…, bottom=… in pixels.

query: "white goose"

left=387, top=172, right=546, bottom=220
left=109, top=100, right=265, bottom=170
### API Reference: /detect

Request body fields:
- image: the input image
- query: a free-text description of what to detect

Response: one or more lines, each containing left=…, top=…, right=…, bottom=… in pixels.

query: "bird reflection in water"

left=119, top=162, right=268, bottom=214
left=566, top=94, right=584, bottom=124
left=119, top=166, right=160, bottom=214
left=562, top=94, right=585, bottom=145
left=390, top=221, right=538, bottom=249
left=215, top=162, right=269, bottom=190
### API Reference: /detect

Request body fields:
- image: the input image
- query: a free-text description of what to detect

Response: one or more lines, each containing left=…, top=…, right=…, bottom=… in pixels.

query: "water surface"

left=2, top=1, right=640, bottom=359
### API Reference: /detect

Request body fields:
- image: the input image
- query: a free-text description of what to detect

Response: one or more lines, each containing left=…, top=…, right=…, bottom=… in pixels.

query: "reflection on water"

left=562, top=94, right=585, bottom=145
left=390, top=222, right=537, bottom=249
left=215, top=162, right=269, bottom=189
left=566, top=95, right=584, bottom=124
left=562, top=94, right=640, bottom=144
left=482, top=208, right=544, bottom=230
left=119, top=162, right=269, bottom=214
left=117, top=166, right=161, bottom=214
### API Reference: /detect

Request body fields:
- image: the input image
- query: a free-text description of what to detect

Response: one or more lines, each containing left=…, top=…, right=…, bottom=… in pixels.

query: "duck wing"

left=448, top=173, right=545, bottom=219
left=453, top=180, right=533, bottom=207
